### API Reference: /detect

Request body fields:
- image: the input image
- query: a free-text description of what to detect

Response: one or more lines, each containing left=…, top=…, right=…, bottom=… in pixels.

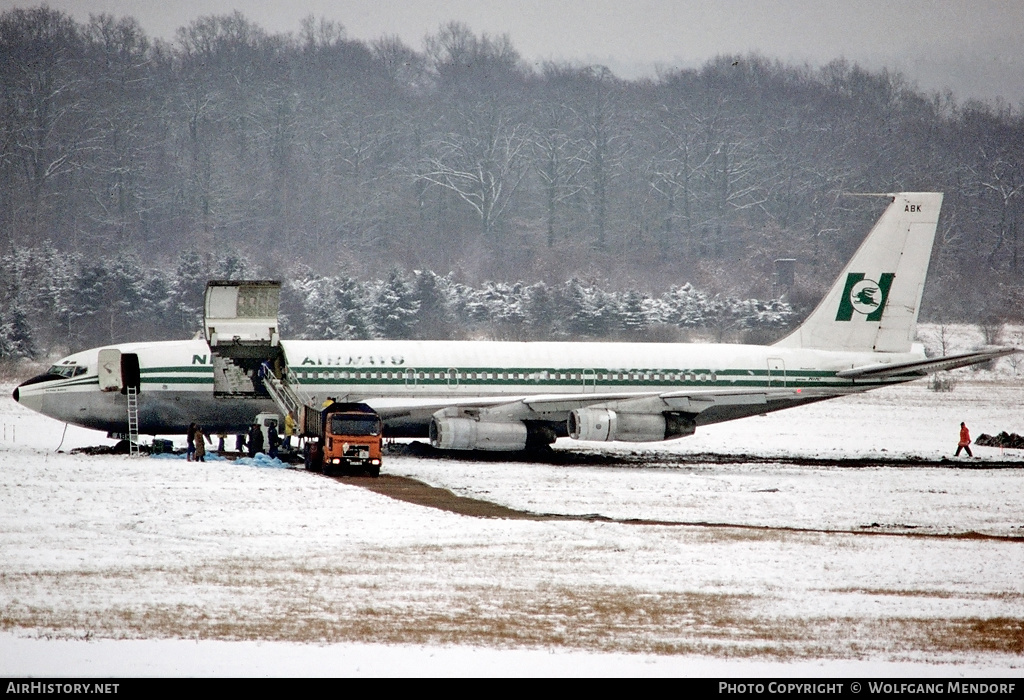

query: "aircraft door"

left=121, top=353, right=141, bottom=394
left=767, top=358, right=786, bottom=388
left=582, top=369, right=596, bottom=393
left=98, top=349, right=122, bottom=392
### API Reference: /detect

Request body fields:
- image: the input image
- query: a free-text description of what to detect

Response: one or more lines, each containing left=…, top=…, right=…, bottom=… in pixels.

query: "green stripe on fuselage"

left=141, top=376, right=215, bottom=385
left=285, top=365, right=886, bottom=390
left=141, top=366, right=213, bottom=374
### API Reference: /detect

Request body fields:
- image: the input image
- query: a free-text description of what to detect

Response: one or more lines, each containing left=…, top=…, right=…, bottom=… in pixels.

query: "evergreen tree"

left=411, top=270, right=453, bottom=339
left=173, top=248, right=211, bottom=335
left=372, top=268, right=420, bottom=339
left=332, top=277, right=375, bottom=340
left=662, top=284, right=710, bottom=328
left=618, top=290, right=651, bottom=336
left=68, top=263, right=110, bottom=349
left=108, top=254, right=149, bottom=339
left=138, top=271, right=177, bottom=339
left=0, top=302, right=36, bottom=359
left=215, top=253, right=251, bottom=280
left=523, top=282, right=557, bottom=338
left=562, top=278, right=616, bottom=337
left=295, top=275, right=376, bottom=340
left=287, top=275, right=329, bottom=340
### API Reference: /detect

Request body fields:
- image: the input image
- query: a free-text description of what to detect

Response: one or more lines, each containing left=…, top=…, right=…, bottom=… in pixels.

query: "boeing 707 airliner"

left=13, top=193, right=1016, bottom=452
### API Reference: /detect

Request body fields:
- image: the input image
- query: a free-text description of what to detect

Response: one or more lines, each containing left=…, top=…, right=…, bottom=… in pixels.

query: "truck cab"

left=304, top=402, right=383, bottom=476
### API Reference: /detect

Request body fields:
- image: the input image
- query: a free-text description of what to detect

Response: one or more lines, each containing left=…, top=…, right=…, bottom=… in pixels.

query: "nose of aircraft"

left=13, top=378, right=44, bottom=412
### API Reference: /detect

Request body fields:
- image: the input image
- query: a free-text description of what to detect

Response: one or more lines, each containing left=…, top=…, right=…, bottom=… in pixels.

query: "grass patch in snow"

left=3, top=570, right=1022, bottom=659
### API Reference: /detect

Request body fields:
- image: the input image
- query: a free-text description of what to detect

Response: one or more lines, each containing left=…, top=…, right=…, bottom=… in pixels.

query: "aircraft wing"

left=522, top=386, right=804, bottom=416
left=369, top=386, right=814, bottom=424
left=367, top=395, right=540, bottom=419
left=368, top=391, right=665, bottom=420
left=836, top=346, right=1019, bottom=379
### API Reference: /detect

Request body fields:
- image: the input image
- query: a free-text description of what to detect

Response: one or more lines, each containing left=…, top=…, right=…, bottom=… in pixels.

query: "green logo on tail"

left=835, top=273, right=895, bottom=321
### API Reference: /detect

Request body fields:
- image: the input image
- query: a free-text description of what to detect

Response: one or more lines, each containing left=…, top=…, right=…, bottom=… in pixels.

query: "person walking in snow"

left=955, top=422, right=973, bottom=457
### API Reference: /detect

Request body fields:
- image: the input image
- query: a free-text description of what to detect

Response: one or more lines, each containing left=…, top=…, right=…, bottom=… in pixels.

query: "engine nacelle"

left=429, top=416, right=529, bottom=451
left=568, top=408, right=696, bottom=443
left=568, top=407, right=618, bottom=441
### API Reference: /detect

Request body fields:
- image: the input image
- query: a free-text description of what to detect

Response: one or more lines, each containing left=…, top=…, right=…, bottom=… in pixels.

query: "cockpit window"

left=47, top=365, right=86, bottom=378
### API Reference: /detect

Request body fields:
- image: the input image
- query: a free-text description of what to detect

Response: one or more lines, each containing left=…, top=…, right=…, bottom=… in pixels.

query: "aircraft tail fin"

left=773, top=192, right=943, bottom=353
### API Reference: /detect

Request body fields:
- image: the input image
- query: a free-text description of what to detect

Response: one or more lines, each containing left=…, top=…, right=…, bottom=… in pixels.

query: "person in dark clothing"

left=186, top=422, right=197, bottom=462
left=235, top=433, right=246, bottom=453
left=268, top=423, right=280, bottom=460
left=248, top=423, right=264, bottom=457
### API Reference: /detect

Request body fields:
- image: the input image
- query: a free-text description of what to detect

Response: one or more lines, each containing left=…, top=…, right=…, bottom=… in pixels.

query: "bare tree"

left=424, top=21, right=523, bottom=96
left=977, top=150, right=1024, bottom=271
left=417, top=105, right=531, bottom=236
left=571, top=66, right=624, bottom=248
left=80, top=14, right=154, bottom=248
left=0, top=7, right=88, bottom=248
left=531, top=91, right=587, bottom=247
left=371, top=34, right=426, bottom=93
left=643, top=91, right=714, bottom=250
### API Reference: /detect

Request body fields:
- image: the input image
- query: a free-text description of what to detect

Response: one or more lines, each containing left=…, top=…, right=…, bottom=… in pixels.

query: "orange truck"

left=302, top=402, right=383, bottom=477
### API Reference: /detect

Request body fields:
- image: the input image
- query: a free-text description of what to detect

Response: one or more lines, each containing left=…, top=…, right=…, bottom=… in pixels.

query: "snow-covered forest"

left=1, top=7, right=1022, bottom=359
left=0, top=243, right=792, bottom=358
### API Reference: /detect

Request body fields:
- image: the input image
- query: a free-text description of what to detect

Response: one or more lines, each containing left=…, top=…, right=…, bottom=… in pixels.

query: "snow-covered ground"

left=1, top=369, right=1023, bottom=676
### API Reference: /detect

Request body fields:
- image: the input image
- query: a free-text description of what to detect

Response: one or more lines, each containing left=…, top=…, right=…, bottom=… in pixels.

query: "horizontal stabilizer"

left=836, top=346, right=1019, bottom=379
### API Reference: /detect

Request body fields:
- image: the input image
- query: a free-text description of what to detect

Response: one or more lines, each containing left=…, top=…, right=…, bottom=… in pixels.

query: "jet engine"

left=568, top=408, right=696, bottom=443
left=429, top=415, right=529, bottom=451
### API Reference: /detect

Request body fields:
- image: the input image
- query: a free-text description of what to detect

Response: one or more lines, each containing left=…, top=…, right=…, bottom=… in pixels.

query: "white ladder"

left=126, top=386, right=140, bottom=456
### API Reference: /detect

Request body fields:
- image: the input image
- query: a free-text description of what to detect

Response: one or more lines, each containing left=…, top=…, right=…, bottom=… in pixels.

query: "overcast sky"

left=3, top=0, right=1023, bottom=103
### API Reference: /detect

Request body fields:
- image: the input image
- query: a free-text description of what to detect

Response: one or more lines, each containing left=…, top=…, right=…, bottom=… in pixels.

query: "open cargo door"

left=204, top=280, right=281, bottom=347
left=204, top=280, right=284, bottom=397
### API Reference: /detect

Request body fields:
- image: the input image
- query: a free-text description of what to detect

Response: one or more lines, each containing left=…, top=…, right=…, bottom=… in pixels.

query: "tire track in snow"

left=336, top=474, right=1024, bottom=543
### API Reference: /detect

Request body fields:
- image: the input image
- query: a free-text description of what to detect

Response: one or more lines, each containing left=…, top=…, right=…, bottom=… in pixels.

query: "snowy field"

left=1, top=358, right=1024, bottom=676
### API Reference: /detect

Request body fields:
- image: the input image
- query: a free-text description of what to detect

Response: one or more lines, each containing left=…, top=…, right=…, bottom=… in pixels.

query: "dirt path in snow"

left=335, top=473, right=1024, bottom=542
left=338, top=474, right=550, bottom=520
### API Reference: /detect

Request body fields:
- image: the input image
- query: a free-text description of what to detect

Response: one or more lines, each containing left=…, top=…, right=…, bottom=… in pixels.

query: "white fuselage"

left=14, top=337, right=921, bottom=439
